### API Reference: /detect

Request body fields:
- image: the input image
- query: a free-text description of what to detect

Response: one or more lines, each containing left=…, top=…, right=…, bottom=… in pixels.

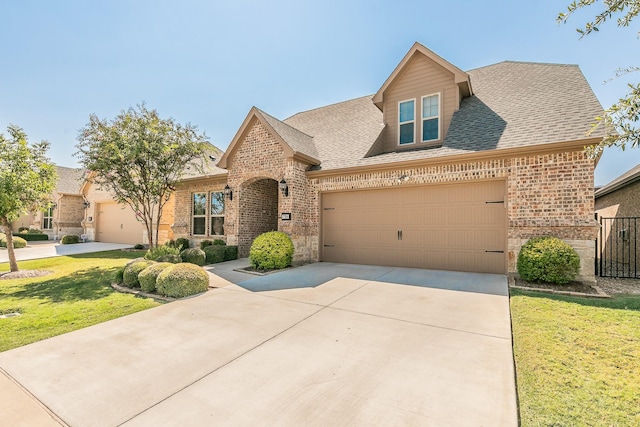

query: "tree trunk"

left=1, top=217, right=19, bottom=272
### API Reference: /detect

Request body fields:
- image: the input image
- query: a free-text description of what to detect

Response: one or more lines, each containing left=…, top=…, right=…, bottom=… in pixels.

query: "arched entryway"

left=238, top=178, right=279, bottom=256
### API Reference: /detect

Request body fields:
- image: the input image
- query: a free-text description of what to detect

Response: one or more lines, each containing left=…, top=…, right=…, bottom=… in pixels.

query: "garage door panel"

left=322, top=181, right=506, bottom=274
left=97, top=203, right=145, bottom=245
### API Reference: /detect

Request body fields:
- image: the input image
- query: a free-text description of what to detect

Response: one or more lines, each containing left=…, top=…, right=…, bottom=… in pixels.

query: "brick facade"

left=173, top=118, right=597, bottom=281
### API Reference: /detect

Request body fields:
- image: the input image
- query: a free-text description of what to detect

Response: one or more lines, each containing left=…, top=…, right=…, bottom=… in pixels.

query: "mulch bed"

left=0, top=270, right=52, bottom=280
left=514, top=278, right=599, bottom=295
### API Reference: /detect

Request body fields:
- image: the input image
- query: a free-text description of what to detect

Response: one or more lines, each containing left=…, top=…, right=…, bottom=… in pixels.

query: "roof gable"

left=217, top=107, right=320, bottom=169
left=372, top=42, right=472, bottom=110
left=595, top=163, right=640, bottom=198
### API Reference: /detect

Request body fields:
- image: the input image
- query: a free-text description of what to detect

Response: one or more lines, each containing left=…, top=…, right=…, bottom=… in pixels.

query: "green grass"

left=0, top=250, right=160, bottom=352
left=511, top=289, right=640, bottom=426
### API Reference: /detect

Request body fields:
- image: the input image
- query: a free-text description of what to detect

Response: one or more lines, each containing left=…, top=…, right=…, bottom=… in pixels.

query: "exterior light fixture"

left=224, top=184, right=233, bottom=201
left=279, top=179, right=289, bottom=197
left=83, top=201, right=91, bottom=209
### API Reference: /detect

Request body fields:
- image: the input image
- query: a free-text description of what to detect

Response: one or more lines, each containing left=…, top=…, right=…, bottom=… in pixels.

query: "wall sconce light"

left=279, top=179, right=289, bottom=197
left=397, top=174, right=410, bottom=183
left=83, top=201, right=91, bottom=209
left=224, top=184, right=233, bottom=201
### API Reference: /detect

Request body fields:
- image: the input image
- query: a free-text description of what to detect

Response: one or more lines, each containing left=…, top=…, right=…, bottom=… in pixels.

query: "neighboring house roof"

left=281, top=61, right=603, bottom=172
left=55, top=166, right=85, bottom=194
left=372, top=42, right=472, bottom=109
left=595, top=163, right=640, bottom=198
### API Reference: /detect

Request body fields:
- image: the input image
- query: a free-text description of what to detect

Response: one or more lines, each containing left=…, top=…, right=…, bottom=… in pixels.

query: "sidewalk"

left=0, top=242, right=133, bottom=263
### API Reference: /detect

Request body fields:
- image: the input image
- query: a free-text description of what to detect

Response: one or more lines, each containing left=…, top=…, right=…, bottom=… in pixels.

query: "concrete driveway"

left=0, top=262, right=517, bottom=426
left=0, top=241, right=133, bottom=263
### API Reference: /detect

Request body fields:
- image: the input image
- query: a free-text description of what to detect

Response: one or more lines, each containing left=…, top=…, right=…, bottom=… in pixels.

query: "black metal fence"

left=596, top=216, right=640, bottom=278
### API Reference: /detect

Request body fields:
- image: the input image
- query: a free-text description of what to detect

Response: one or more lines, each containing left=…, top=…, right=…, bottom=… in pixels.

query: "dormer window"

left=422, top=94, right=440, bottom=142
left=398, top=99, right=415, bottom=145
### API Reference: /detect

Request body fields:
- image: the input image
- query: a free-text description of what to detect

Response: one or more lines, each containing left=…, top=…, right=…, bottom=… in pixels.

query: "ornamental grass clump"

left=122, top=259, right=156, bottom=288
left=144, top=245, right=181, bottom=261
left=156, top=263, right=209, bottom=298
left=138, top=262, right=174, bottom=293
left=249, top=231, right=294, bottom=271
left=517, top=236, right=580, bottom=285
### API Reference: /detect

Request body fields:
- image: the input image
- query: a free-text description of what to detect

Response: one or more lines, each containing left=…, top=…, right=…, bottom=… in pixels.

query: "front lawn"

left=511, top=289, right=640, bottom=426
left=0, top=251, right=161, bottom=352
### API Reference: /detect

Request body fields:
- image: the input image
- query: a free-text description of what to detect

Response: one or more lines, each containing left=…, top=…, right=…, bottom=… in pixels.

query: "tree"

left=0, top=126, right=57, bottom=272
left=75, top=104, right=207, bottom=248
left=558, top=1, right=640, bottom=157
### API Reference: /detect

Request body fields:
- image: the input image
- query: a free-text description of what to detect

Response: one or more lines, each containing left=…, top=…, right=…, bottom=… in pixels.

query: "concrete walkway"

left=0, top=262, right=517, bottom=426
left=0, top=241, right=133, bottom=263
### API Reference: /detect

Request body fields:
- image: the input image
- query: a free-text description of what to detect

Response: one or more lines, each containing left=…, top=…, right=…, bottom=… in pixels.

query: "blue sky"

left=1, top=0, right=638, bottom=186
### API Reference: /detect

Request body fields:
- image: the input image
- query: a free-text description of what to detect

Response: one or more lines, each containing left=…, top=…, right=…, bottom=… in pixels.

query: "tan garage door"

left=96, top=203, right=145, bottom=245
left=321, top=180, right=506, bottom=274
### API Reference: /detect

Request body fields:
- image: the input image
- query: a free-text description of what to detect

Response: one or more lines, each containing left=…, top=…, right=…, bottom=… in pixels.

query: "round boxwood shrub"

left=0, top=234, right=27, bottom=248
left=224, top=245, right=238, bottom=261
left=200, top=239, right=213, bottom=250
left=156, top=263, right=209, bottom=298
left=155, top=254, right=183, bottom=263
left=180, top=248, right=206, bottom=266
left=138, top=262, right=174, bottom=293
left=204, top=245, right=226, bottom=264
left=175, top=237, right=190, bottom=251
left=517, top=236, right=580, bottom=285
left=61, top=234, right=80, bottom=245
left=123, top=259, right=156, bottom=288
left=249, top=231, right=294, bottom=271
left=213, top=239, right=226, bottom=246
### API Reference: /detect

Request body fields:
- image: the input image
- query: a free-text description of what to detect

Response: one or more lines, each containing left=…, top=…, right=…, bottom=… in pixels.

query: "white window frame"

left=42, top=206, right=54, bottom=230
left=192, top=192, right=207, bottom=236
left=398, top=98, right=416, bottom=145
left=421, top=93, right=441, bottom=143
left=210, top=191, right=225, bottom=236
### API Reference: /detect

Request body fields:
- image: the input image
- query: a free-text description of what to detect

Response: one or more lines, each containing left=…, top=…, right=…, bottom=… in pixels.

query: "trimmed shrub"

left=200, top=239, right=213, bottom=250
left=213, top=239, right=226, bottom=246
left=27, top=228, right=43, bottom=234
left=61, top=234, right=80, bottom=244
left=125, top=257, right=145, bottom=267
left=113, top=266, right=125, bottom=284
left=180, top=248, right=206, bottom=266
left=123, top=260, right=156, bottom=288
left=155, top=254, right=183, bottom=263
left=249, top=231, right=294, bottom=271
left=138, top=262, right=174, bottom=293
left=175, top=237, right=190, bottom=251
left=15, top=233, right=49, bottom=241
left=224, top=245, right=238, bottom=261
left=517, top=236, right=580, bottom=285
left=18, top=227, right=29, bottom=233
left=0, top=233, right=27, bottom=249
left=133, top=244, right=145, bottom=250
left=204, top=245, right=226, bottom=264
left=156, top=263, right=209, bottom=298
left=144, top=245, right=181, bottom=261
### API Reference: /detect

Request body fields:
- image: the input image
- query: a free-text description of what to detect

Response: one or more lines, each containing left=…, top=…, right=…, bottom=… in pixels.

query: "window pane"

left=400, top=122, right=414, bottom=144
left=193, top=217, right=206, bottom=235
left=399, top=100, right=414, bottom=123
left=210, top=192, right=224, bottom=215
left=423, top=118, right=439, bottom=141
left=211, top=217, right=224, bottom=236
left=422, top=95, right=438, bottom=119
left=193, top=193, right=206, bottom=215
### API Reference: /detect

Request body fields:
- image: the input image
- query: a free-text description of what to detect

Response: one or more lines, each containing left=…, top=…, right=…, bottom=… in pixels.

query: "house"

left=11, top=165, right=175, bottom=246
left=595, top=163, right=640, bottom=277
left=172, top=42, right=604, bottom=281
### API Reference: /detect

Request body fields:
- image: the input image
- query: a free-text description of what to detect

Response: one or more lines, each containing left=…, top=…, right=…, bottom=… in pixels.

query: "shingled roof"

left=55, top=166, right=84, bottom=194
left=278, top=61, right=603, bottom=171
left=180, top=142, right=228, bottom=181
left=595, top=163, right=640, bottom=198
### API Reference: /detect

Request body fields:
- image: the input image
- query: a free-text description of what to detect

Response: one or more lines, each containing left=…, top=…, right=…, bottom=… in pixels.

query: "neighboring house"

left=595, top=164, right=640, bottom=278
left=10, top=165, right=174, bottom=246
left=172, top=42, right=604, bottom=281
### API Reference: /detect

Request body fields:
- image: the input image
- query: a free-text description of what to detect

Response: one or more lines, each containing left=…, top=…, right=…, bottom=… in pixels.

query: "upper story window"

left=42, top=206, right=53, bottom=230
left=210, top=191, right=225, bottom=236
left=398, top=99, right=415, bottom=145
left=422, top=94, right=440, bottom=142
left=192, top=193, right=207, bottom=235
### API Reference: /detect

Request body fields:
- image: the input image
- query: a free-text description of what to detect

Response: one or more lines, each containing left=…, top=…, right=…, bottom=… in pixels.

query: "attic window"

left=398, top=99, right=415, bottom=145
left=422, top=94, right=440, bottom=142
